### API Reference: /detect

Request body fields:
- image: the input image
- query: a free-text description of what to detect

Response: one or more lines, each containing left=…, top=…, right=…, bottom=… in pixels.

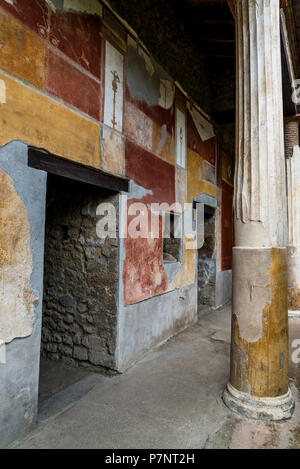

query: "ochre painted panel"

left=152, top=121, right=175, bottom=165
left=0, top=74, right=100, bottom=167
left=187, top=149, right=217, bottom=203
left=168, top=236, right=197, bottom=291
left=222, top=151, right=234, bottom=187
left=0, top=11, right=45, bottom=89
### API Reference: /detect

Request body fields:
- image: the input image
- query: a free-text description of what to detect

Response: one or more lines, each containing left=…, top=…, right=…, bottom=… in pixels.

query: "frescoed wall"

left=0, top=0, right=235, bottom=442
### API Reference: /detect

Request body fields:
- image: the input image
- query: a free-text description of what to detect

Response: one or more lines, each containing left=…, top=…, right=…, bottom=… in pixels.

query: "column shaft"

left=223, top=0, right=294, bottom=420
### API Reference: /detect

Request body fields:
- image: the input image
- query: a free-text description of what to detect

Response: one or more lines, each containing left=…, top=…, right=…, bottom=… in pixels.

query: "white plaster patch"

left=176, top=107, right=186, bottom=169
left=0, top=79, right=6, bottom=104
left=104, top=42, right=124, bottom=133
left=159, top=79, right=175, bottom=110
left=63, top=0, right=103, bottom=16
left=0, top=344, right=6, bottom=364
left=187, top=103, right=215, bottom=142
left=124, top=102, right=153, bottom=151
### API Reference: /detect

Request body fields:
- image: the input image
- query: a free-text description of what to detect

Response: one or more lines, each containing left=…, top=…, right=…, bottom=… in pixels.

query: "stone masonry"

left=41, top=175, right=119, bottom=372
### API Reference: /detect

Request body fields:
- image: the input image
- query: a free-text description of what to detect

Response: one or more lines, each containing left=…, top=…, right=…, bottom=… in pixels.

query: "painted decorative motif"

left=176, top=107, right=186, bottom=169
left=104, top=41, right=124, bottom=133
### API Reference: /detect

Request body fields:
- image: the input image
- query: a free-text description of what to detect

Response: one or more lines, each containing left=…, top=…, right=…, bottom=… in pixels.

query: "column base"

left=223, top=383, right=295, bottom=421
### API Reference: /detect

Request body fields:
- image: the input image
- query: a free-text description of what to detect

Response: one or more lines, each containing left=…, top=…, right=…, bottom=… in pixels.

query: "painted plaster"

left=0, top=169, right=37, bottom=345
left=175, top=167, right=186, bottom=207
left=104, top=41, right=124, bottom=133
left=0, top=73, right=100, bottom=167
left=0, top=11, right=45, bottom=89
left=123, top=198, right=168, bottom=306
left=187, top=149, right=217, bottom=204
left=100, top=125, right=125, bottom=176
left=187, top=111, right=216, bottom=166
left=46, top=49, right=100, bottom=120
left=125, top=139, right=175, bottom=205
left=124, top=101, right=153, bottom=151
left=0, top=141, right=46, bottom=448
left=187, top=103, right=215, bottom=142
left=0, top=0, right=102, bottom=78
left=175, top=107, right=186, bottom=169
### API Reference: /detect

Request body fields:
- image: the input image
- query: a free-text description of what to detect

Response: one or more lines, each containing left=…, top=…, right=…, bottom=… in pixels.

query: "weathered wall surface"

left=117, top=283, right=197, bottom=372
left=41, top=176, right=119, bottom=371
left=0, top=0, right=225, bottom=309
left=0, top=141, right=46, bottom=448
left=0, top=0, right=237, bottom=447
left=0, top=0, right=235, bottom=427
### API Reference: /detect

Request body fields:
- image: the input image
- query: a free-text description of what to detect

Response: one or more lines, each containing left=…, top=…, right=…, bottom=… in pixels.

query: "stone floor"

left=12, top=304, right=300, bottom=449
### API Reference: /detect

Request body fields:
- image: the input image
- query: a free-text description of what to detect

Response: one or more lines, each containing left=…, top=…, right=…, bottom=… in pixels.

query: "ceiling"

left=168, top=0, right=236, bottom=125
left=169, top=0, right=300, bottom=124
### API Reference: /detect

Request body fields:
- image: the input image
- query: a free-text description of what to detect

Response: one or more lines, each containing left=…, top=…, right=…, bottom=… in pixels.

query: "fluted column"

left=285, top=118, right=300, bottom=317
left=223, top=0, right=294, bottom=420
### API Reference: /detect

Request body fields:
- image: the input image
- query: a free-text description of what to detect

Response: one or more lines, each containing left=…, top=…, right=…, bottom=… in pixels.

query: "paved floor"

left=13, top=305, right=300, bottom=449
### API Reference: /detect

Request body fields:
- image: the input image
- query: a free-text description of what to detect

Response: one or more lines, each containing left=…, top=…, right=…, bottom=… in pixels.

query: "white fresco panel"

left=176, top=107, right=186, bottom=169
left=104, top=42, right=124, bottom=133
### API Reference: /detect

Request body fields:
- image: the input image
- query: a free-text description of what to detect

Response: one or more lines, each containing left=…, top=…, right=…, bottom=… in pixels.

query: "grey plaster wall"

left=0, top=141, right=47, bottom=448
left=216, top=270, right=232, bottom=309
left=116, top=190, right=198, bottom=372
left=116, top=283, right=197, bottom=372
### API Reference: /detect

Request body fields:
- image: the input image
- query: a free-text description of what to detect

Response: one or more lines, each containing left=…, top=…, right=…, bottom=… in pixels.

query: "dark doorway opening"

left=198, top=210, right=216, bottom=315
left=38, top=174, right=120, bottom=408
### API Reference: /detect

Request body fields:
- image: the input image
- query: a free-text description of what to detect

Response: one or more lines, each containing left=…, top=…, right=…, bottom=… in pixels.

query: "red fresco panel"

left=0, top=1, right=102, bottom=79
left=46, top=50, right=100, bottom=120
left=222, top=180, right=233, bottom=271
left=0, top=0, right=50, bottom=38
left=50, top=10, right=102, bottom=79
left=125, top=139, right=175, bottom=205
left=123, top=196, right=168, bottom=306
left=187, top=110, right=216, bottom=166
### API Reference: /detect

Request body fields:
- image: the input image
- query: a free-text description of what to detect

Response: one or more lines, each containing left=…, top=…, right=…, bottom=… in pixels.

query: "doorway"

left=39, top=174, right=119, bottom=405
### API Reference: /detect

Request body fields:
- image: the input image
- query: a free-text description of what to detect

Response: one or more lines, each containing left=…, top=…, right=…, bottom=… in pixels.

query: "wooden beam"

left=28, top=147, right=129, bottom=193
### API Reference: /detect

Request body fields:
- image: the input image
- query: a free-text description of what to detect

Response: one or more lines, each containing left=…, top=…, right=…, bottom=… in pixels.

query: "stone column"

left=223, top=0, right=295, bottom=420
left=285, top=118, right=300, bottom=317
